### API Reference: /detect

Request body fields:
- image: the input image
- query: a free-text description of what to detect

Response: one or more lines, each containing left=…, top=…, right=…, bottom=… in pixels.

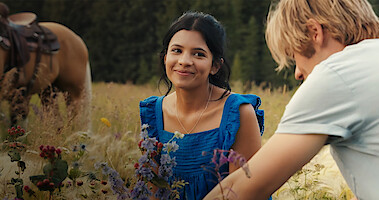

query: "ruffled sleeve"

left=221, top=94, right=264, bottom=150
left=139, top=96, right=159, bottom=138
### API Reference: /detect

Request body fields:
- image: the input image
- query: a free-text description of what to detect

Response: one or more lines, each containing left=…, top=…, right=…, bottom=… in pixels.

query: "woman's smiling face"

left=165, top=30, right=217, bottom=90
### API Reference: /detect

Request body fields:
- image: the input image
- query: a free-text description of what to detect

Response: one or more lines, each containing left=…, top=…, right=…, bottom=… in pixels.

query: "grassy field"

left=0, top=82, right=354, bottom=199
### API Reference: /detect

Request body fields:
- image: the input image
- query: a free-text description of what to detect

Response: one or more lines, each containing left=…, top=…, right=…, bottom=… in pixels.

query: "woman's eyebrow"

left=193, top=47, right=207, bottom=52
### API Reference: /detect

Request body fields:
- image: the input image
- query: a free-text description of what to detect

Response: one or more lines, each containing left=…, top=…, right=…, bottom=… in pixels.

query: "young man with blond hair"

left=204, top=0, right=379, bottom=199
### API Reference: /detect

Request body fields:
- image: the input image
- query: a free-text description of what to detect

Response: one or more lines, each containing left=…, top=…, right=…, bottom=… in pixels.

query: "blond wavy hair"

left=266, top=0, right=379, bottom=70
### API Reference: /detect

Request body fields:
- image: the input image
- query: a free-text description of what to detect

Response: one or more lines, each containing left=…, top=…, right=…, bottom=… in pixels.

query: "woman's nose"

left=294, top=66, right=304, bottom=80
left=178, top=53, right=193, bottom=66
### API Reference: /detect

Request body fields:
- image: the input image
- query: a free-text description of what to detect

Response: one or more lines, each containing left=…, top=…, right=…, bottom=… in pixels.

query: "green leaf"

left=51, top=159, right=68, bottom=185
left=11, top=178, right=23, bottom=185
left=8, top=150, right=21, bottom=162
left=15, top=181, right=24, bottom=198
left=150, top=175, right=170, bottom=189
left=30, top=175, right=47, bottom=185
left=68, top=168, right=82, bottom=180
left=43, top=163, right=53, bottom=176
left=18, top=161, right=26, bottom=172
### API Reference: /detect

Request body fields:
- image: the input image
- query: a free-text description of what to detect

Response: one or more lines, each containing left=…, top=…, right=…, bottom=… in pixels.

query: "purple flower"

left=219, top=152, right=228, bottom=166
left=227, top=150, right=238, bottom=163
left=141, top=137, right=157, bottom=151
left=131, top=180, right=152, bottom=199
left=94, top=162, right=130, bottom=198
left=138, top=154, right=149, bottom=164
left=140, top=129, right=148, bottom=139
left=136, top=165, right=154, bottom=181
left=155, top=188, right=172, bottom=199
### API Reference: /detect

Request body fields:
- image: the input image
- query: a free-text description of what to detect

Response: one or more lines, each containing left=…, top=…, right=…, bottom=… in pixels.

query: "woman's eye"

left=171, top=48, right=181, bottom=53
left=194, top=52, right=206, bottom=57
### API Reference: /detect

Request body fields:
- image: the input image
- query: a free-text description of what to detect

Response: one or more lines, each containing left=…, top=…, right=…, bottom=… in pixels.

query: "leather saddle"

left=0, top=12, right=60, bottom=72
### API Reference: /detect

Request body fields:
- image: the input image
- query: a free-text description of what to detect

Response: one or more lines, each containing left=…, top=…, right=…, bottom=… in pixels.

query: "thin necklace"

left=175, top=84, right=213, bottom=134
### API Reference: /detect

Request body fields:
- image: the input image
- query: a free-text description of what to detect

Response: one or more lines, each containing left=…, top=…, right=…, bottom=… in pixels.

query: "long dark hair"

left=159, top=11, right=231, bottom=98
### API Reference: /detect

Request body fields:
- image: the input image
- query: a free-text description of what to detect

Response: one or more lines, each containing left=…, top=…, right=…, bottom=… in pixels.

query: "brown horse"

left=0, top=4, right=91, bottom=131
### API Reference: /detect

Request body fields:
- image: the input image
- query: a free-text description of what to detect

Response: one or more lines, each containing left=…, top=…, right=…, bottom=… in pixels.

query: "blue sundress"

left=139, top=93, right=264, bottom=200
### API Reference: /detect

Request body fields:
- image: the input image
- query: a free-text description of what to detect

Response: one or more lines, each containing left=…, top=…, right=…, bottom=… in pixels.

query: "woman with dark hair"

left=140, top=11, right=264, bottom=199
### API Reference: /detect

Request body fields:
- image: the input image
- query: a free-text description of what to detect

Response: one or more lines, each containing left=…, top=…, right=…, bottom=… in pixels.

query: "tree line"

left=3, top=0, right=379, bottom=89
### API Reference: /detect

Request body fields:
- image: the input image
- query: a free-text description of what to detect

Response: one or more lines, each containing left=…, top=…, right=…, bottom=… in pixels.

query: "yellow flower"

left=100, top=118, right=111, bottom=127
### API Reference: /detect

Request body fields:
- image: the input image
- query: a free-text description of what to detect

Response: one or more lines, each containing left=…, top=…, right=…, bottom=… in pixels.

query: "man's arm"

left=204, top=133, right=328, bottom=200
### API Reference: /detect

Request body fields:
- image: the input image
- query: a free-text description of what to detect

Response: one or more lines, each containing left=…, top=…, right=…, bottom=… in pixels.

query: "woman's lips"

left=175, top=70, right=193, bottom=76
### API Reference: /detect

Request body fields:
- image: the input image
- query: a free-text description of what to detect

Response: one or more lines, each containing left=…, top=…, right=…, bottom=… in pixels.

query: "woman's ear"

left=210, top=58, right=223, bottom=75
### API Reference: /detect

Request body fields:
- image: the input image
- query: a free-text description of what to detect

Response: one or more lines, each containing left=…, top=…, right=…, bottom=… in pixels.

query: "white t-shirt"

left=276, top=39, right=379, bottom=199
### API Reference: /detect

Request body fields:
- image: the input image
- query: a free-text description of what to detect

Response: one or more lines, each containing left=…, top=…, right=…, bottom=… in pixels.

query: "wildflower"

left=80, top=143, right=87, bottom=151
left=55, top=148, right=62, bottom=155
left=133, top=124, right=185, bottom=198
left=134, top=163, right=139, bottom=169
left=138, top=139, right=144, bottom=148
left=100, top=117, right=111, bottom=127
left=72, top=145, right=79, bottom=152
left=77, top=180, right=83, bottom=186
left=140, top=129, right=148, bottom=139
left=227, top=149, right=238, bottom=163
left=23, top=185, right=30, bottom=192
left=66, top=181, right=72, bottom=187
left=131, top=180, right=152, bottom=199
left=71, top=161, right=80, bottom=168
left=157, top=142, right=163, bottom=151
left=155, top=188, right=171, bottom=199
left=136, top=165, right=154, bottom=181
left=141, top=137, right=158, bottom=151
left=163, top=141, right=179, bottom=153
left=101, top=180, right=107, bottom=185
left=114, top=132, right=122, bottom=139
left=219, top=152, right=228, bottom=166
left=173, top=131, right=185, bottom=139
left=95, top=162, right=130, bottom=198
left=141, top=124, right=149, bottom=130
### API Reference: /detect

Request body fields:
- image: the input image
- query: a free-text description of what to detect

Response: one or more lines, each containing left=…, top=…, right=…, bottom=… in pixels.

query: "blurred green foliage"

left=2, top=0, right=379, bottom=89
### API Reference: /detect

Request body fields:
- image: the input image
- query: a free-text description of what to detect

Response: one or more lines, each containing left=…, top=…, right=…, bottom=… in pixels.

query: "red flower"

left=39, top=152, right=45, bottom=158
left=157, top=142, right=163, bottom=149
left=150, top=151, right=157, bottom=157
left=24, top=185, right=30, bottom=192
left=77, top=180, right=83, bottom=186
left=138, top=139, right=143, bottom=148
left=134, top=163, right=139, bottom=169
left=56, top=148, right=62, bottom=155
left=49, top=146, right=55, bottom=152
left=37, top=181, right=43, bottom=187
left=101, top=180, right=107, bottom=185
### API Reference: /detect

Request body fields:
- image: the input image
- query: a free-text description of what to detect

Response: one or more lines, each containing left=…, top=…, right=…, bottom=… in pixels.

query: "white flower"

left=163, top=141, right=179, bottom=153
left=174, top=131, right=185, bottom=139
left=141, top=124, right=149, bottom=130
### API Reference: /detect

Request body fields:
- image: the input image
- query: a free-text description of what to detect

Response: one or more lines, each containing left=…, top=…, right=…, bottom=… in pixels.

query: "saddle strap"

left=26, top=34, right=43, bottom=96
left=8, top=27, right=30, bottom=71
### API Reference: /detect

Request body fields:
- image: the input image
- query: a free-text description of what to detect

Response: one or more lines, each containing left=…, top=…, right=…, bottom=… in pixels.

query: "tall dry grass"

left=0, top=82, right=354, bottom=199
